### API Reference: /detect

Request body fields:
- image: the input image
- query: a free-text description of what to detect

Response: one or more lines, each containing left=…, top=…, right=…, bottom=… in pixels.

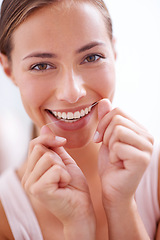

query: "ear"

left=0, top=53, right=12, bottom=78
left=111, top=37, right=117, bottom=60
left=0, top=53, right=17, bottom=86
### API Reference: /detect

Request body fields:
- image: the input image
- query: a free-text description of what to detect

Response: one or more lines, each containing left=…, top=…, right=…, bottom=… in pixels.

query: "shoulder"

left=0, top=200, right=14, bottom=240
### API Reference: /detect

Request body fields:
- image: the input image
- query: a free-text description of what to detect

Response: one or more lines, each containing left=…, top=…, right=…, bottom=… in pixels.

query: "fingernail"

left=55, top=136, right=66, bottom=142
left=93, top=131, right=100, bottom=143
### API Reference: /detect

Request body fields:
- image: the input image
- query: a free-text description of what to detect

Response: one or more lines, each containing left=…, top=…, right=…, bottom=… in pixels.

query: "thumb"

left=98, top=98, right=112, bottom=121
left=40, top=125, right=54, bottom=135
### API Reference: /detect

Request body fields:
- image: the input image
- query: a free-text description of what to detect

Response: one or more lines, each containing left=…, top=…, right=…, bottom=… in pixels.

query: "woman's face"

left=9, top=2, right=116, bottom=148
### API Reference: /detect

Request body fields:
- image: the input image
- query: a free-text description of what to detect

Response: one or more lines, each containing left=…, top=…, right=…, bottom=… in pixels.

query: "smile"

left=47, top=102, right=98, bottom=123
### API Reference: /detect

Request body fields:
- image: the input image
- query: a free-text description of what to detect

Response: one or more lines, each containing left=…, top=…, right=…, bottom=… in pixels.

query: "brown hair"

left=0, top=0, right=113, bottom=59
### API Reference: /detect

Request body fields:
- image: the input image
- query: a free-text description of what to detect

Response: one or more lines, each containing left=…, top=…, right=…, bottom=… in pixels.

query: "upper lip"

left=46, top=102, right=98, bottom=113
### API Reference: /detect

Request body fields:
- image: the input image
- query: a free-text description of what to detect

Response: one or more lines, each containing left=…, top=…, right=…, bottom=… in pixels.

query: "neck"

left=65, top=141, right=101, bottom=179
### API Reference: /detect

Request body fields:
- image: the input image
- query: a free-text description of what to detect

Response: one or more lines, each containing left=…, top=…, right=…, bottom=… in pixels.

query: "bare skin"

left=0, top=1, right=155, bottom=240
left=0, top=104, right=155, bottom=240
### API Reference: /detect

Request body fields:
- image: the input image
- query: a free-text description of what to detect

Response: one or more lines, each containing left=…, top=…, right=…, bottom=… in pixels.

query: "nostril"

left=56, top=82, right=86, bottom=103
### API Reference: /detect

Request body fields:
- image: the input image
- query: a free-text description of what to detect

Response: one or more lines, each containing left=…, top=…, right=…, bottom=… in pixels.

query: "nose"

left=56, top=69, right=86, bottom=103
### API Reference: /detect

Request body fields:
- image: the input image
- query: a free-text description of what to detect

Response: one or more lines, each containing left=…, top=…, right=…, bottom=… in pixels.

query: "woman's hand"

left=22, top=126, right=96, bottom=239
left=94, top=99, right=153, bottom=239
left=94, top=99, right=154, bottom=207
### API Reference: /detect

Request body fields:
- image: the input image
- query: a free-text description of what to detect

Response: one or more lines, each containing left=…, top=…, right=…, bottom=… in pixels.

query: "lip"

left=47, top=102, right=96, bottom=113
left=45, top=102, right=98, bottom=131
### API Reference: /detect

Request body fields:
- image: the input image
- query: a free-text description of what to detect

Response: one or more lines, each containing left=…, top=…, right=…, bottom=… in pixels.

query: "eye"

left=30, top=63, right=55, bottom=71
left=82, top=54, right=105, bottom=64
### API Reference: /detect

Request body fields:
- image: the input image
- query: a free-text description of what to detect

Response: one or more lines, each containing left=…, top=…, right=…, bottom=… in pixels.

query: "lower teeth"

left=58, top=117, right=81, bottom=122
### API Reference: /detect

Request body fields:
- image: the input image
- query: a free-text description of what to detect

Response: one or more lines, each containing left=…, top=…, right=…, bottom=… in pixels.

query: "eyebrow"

left=76, top=41, right=106, bottom=54
left=22, top=41, right=106, bottom=60
left=23, top=52, right=57, bottom=60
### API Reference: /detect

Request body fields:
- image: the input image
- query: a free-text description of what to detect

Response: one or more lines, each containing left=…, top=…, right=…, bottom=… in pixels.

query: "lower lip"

left=46, top=110, right=95, bottom=131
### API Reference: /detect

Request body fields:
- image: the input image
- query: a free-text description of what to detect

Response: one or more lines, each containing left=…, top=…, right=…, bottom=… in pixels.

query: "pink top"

left=0, top=169, right=43, bottom=240
left=0, top=140, right=160, bottom=240
left=135, top=139, right=160, bottom=239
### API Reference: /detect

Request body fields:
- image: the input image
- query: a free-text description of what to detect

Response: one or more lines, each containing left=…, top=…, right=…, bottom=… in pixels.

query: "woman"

left=0, top=0, right=158, bottom=239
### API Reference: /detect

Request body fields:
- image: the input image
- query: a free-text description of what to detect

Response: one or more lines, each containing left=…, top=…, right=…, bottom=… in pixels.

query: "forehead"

left=12, top=2, right=109, bottom=56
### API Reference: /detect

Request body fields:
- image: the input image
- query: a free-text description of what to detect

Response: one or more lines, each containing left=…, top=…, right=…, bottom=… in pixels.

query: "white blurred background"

left=106, top=0, right=160, bottom=139
left=0, top=0, right=160, bottom=169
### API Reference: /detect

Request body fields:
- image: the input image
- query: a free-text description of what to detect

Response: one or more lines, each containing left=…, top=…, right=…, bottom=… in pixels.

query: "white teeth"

left=61, top=112, right=67, bottom=119
left=58, top=112, right=62, bottom=118
left=50, top=104, right=94, bottom=121
left=67, top=112, right=74, bottom=120
left=74, top=111, right=81, bottom=119
left=53, top=111, right=58, bottom=117
left=80, top=109, right=85, bottom=117
left=85, top=108, right=89, bottom=115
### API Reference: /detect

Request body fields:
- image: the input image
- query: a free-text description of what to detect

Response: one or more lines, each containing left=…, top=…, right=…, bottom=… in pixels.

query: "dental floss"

left=91, top=101, right=99, bottom=108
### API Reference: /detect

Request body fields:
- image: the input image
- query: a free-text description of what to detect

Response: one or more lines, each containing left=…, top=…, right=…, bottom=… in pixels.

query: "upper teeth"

left=51, top=106, right=92, bottom=120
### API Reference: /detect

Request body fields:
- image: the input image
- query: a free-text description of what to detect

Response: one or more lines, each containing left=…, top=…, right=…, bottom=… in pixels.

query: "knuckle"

left=112, top=141, right=120, bottom=152
left=147, top=142, right=154, bottom=155
left=53, top=164, right=62, bottom=171
left=148, top=134, right=154, bottom=145
left=44, top=151, right=55, bottom=162
left=30, top=185, right=40, bottom=197
left=32, top=144, right=47, bottom=158
left=28, top=140, right=35, bottom=152
left=114, top=125, right=124, bottom=137
left=112, top=114, right=120, bottom=125
left=34, top=143, right=44, bottom=152
left=139, top=151, right=151, bottom=167
left=112, top=114, right=123, bottom=124
left=43, top=151, right=61, bottom=166
left=112, top=107, right=123, bottom=116
left=24, top=181, right=40, bottom=197
left=23, top=180, right=30, bottom=192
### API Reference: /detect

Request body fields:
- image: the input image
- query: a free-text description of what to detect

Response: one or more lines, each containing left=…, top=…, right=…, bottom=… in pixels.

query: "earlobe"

left=0, top=53, right=12, bottom=78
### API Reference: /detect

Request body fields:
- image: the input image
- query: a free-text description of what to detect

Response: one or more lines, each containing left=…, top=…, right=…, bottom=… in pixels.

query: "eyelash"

left=30, top=54, right=105, bottom=71
left=30, top=62, right=55, bottom=71
left=81, top=53, right=105, bottom=64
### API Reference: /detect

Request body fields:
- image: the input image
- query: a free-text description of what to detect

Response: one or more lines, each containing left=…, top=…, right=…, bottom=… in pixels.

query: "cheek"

left=86, top=66, right=116, bottom=99
left=17, top=78, right=50, bottom=108
left=17, top=79, right=51, bottom=127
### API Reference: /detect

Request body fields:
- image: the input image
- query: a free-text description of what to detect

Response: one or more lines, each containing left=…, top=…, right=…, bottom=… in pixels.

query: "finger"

left=104, top=114, right=154, bottom=147
left=93, top=98, right=112, bottom=142
left=110, top=142, right=150, bottom=172
left=22, top=144, right=47, bottom=185
left=22, top=144, right=66, bottom=186
left=22, top=150, right=66, bottom=188
left=40, top=125, right=52, bottom=135
left=108, top=150, right=124, bottom=169
left=28, top=128, right=66, bottom=155
left=94, top=107, right=153, bottom=144
left=107, top=125, right=153, bottom=153
left=54, top=147, right=77, bottom=166
left=97, top=98, right=112, bottom=121
left=27, top=165, right=71, bottom=197
left=41, top=126, right=76, bottom=166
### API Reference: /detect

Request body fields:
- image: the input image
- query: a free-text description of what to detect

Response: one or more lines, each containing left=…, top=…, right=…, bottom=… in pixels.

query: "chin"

left=63, top=130, right=94, bottom=149
left=65, top=139, right=89, bottom=149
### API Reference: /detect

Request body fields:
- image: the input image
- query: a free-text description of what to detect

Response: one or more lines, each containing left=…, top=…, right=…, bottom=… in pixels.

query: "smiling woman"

left=0, top=0, right=159, bottom=240
left=2, top=1, right=116, bottom=149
